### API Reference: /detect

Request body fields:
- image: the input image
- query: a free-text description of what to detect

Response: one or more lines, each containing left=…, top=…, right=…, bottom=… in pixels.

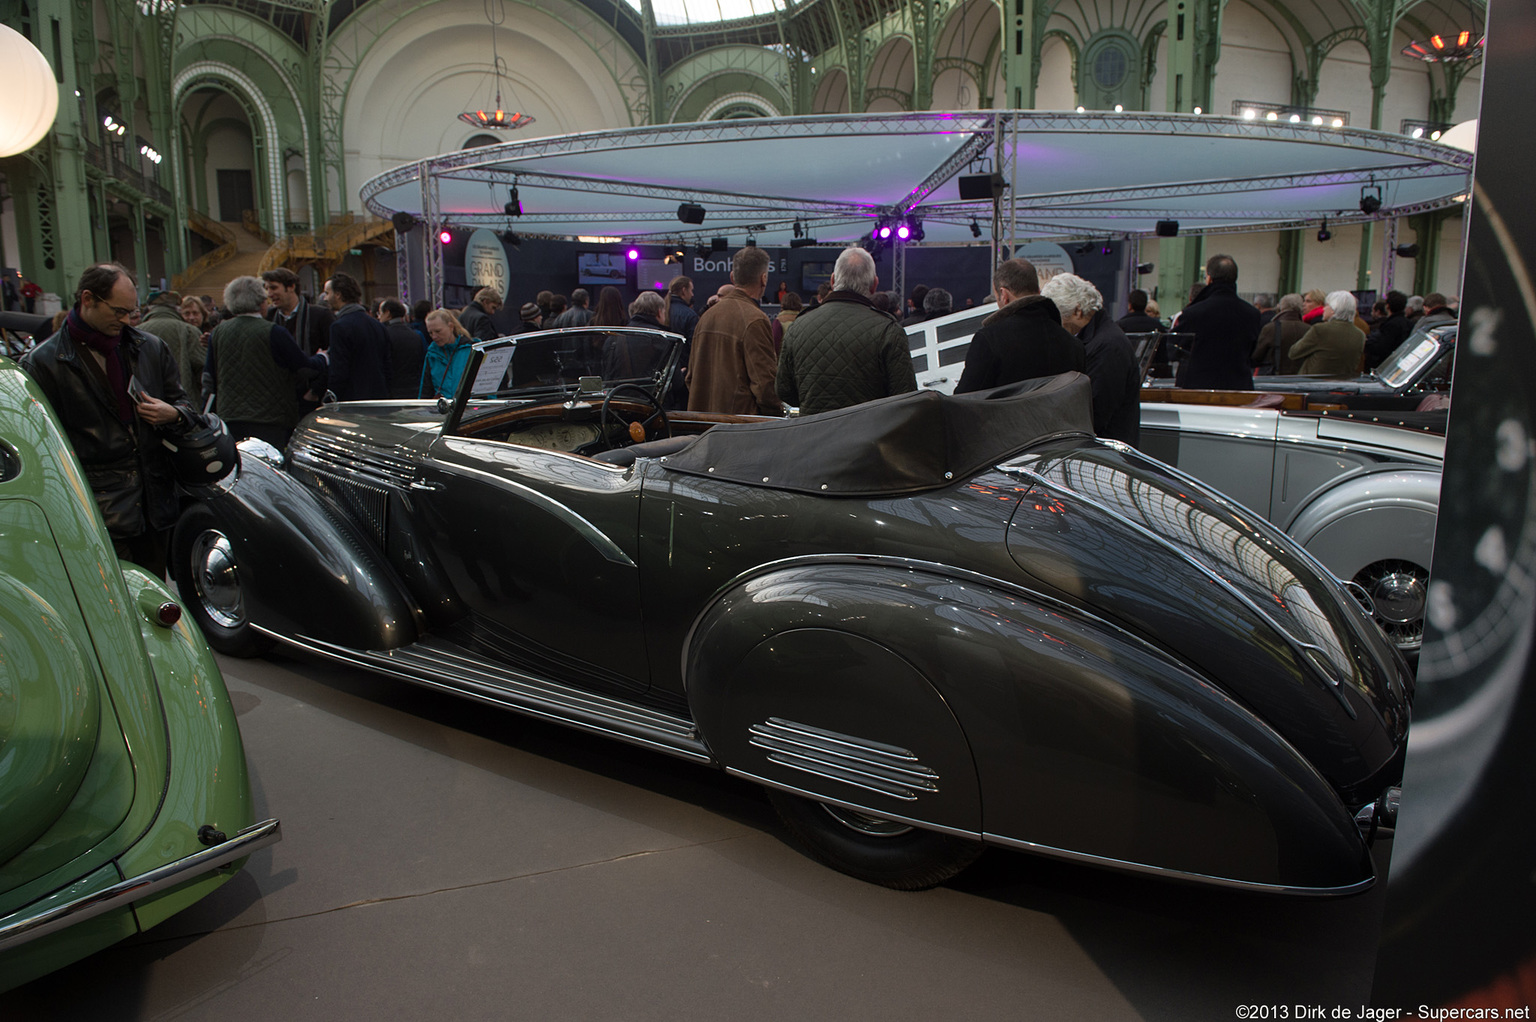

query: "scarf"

left=66, top=307, right=134, bottom=423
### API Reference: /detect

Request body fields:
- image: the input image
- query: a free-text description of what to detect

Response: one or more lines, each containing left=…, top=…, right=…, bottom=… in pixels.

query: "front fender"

left=687, top=560, right=1373, bottom=892
left=184, top=456, right=418, bottom=650
left=1287, top=468, right=1441, bottom=579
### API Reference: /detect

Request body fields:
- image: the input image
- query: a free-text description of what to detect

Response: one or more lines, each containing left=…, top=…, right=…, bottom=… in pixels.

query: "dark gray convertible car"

left=173, top=327, right=1410, bottom=894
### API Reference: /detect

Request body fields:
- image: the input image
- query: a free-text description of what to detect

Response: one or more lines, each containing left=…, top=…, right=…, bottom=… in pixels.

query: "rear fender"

left=183, top=456, right=418, bottom=650
left=1286, top=469, right=1440, bottom=579
left=687, top=560, right=1373, bottom=891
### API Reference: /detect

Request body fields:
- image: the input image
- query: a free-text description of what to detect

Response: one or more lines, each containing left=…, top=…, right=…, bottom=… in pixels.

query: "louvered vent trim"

left=296, top=464, right=390, bottom=548
left=290, top=432, right=417, bottom=487
left=748, top=718, right=939, bottom=801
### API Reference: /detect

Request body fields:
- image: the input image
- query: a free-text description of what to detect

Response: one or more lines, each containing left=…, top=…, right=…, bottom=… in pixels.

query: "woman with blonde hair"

left=421, top=307, right=474, bottom=398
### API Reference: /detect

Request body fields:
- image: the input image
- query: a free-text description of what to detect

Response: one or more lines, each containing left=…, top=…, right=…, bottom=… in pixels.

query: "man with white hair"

left=776, top=246, right=917, bottom=415
left=1040, top=273, right=1140, bottom=447
left=1288, top=290, right=1366, bottom=376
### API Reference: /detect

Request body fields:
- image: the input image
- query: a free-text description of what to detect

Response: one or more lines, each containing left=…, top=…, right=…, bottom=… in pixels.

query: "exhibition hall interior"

left=3, top=0, right=1528, bottom=1018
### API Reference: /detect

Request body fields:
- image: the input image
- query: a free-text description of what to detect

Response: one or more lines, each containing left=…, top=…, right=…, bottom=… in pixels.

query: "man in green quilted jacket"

left=775, top=246, right=916, bottom=415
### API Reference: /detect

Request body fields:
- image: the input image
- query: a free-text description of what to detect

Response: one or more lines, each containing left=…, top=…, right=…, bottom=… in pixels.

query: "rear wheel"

left=765, top=788, right=983, bottom=890
left=173, top=505, right=269, bottom=657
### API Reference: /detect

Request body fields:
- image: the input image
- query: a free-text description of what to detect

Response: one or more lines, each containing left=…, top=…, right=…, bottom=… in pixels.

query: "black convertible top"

left=662, top=372, right=1095, bottom=496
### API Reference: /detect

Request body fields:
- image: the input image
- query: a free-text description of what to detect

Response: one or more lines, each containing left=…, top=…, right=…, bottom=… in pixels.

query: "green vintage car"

left=0, top=353, right=279, bottom=992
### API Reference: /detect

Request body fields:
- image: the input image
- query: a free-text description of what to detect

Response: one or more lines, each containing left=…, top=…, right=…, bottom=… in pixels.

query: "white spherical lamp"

left=0, top=24, right=60, bottom=158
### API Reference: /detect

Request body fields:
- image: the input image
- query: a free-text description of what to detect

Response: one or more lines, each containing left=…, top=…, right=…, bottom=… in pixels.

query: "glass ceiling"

left=623, top=0, right=783, bottom=26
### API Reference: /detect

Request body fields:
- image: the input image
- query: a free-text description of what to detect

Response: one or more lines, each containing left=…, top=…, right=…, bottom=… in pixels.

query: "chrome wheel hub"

left=1354, top=559, right=1429, bottom=653
left=191, top=530, right=245, bottom=629
left=819, top=804, right=914, bottom=838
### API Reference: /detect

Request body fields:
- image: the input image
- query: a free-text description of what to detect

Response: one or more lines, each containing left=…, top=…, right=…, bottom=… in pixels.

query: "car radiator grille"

left=748, top=718, right=939, bottom=800
left=290, top=433, right=418, bottom=548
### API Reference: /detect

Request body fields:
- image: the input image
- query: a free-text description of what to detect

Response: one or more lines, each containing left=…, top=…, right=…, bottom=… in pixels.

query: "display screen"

left=578, top=252, right=628, bottom=286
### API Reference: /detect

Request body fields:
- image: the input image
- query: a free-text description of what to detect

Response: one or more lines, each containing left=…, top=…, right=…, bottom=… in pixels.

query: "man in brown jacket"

left=686, top=247, right=782, bottom=415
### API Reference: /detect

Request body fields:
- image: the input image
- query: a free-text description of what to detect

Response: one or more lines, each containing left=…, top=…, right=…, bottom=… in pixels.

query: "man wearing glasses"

left=20, top=262, right=198, bottom=576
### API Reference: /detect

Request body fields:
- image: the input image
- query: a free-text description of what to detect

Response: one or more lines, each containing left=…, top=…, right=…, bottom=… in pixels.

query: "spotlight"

left=500, top=230, right=521, bottom=248
left=1317, top=219, right=1332, bottom=242
left=969, top=219, right=982, bottom=238
left=504, top=186, right=522, bottom=217
left=906, top=216, right=924, bottom=242
left=438, top=229, right=453, bottom=245
left=896, top=223, right=910, bottom=241
left=1101, top=243, right=1113, bottom=255
left=1155, top=220, right=1179, bottom=237
left=677, top=202, right=706, bottom=225
left=391, top=211, right=417, bottom=233
left=745, top=235, right=757, bottom=248
left=878, top=223, right=892, bottom=240
left=627, top=248, right=640, bottom=260
left=1076, top=242, right=1094, bottom=255
left=1360, top=185, right=1383, bottom=215
left=1136, top=262, right=1154, bottom=274
left=1396, top=243, right=1421, bottom=258
left=696, top=245, right=711, bottom=258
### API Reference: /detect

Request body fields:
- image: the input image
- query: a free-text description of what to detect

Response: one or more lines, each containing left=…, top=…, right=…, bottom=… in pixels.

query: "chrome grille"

left=290, top=432, right=417, bottom=488
left=748, top=718, right=939, bottom=800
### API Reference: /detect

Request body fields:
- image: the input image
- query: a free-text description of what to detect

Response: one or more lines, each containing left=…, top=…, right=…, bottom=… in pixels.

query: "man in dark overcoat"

left=1173, top=254, right=1261, bottom=390
left=954, top=257, right=1084, bottom=394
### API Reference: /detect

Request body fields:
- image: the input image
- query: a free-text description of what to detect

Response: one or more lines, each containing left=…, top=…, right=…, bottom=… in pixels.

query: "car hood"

left=1000, top=440, right=1411, bottom=804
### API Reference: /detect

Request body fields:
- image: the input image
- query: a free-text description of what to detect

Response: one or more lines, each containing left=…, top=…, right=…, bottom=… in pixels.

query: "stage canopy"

left=360, top=110, right=1473, bottom=252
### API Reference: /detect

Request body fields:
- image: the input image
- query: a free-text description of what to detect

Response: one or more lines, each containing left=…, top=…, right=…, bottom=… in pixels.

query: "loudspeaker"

left=710, top=237, right=728, bottom=252
left=1155, top=220, right=1180, bottom=237
left=958, top=172, right=1005, bottom=201
left=677, top=202, right=706, bottom=224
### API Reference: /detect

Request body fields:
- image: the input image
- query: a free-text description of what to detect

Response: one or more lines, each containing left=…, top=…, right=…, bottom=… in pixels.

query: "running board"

left=257, top=628, right=713, bottom=764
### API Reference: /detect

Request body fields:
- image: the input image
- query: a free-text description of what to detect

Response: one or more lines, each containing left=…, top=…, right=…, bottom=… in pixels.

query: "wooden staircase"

left=173, top=213, right=271, bottom=301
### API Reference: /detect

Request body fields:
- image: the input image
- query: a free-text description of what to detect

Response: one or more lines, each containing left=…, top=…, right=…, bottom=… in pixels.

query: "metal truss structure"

left=362, top=109, right=1473, bottom=304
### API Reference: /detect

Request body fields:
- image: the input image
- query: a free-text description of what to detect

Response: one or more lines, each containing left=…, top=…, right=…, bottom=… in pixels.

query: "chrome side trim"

left=979, top=829, right=1375, bottom=897
left=252, top=626, right=711, bottom=764
left=748, top=718, right=939, bottom=801
left=736, top=770, right=1373, bottom=895
left=0, top=819, right=282, bottom=952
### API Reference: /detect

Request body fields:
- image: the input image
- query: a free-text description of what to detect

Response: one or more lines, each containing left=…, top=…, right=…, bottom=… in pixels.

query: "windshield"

left=458, top=327, right=682, bottom=402
left=1377, top=324, right=1455, bottom=389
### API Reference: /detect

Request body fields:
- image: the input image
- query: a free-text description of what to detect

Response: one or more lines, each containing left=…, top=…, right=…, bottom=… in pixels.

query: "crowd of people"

left=4, top=251, right=1457, bottom=580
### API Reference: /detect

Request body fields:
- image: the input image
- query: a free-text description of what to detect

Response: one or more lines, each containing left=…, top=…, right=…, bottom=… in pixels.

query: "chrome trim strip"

left=748, top=718, right=939, bottom=800
left=251, top=626, right=711, bottom=764
left=978, top=830, right=1375, bottom=897
left=0, top=819, right=282, bottom=951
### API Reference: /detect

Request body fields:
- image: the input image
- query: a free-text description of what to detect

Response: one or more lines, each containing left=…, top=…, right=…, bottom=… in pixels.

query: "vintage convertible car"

left=0, top=357, right=279, bottom=992
left=173, top=327, right=1409, bottom=893
left=1139, top=402, right=1443, bottom=656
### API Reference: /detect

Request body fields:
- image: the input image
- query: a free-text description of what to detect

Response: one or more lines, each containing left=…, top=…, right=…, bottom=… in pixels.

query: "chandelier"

left=458, top=0, right=535, bottom=131
left=1401, top=30, right=1485, bottom=64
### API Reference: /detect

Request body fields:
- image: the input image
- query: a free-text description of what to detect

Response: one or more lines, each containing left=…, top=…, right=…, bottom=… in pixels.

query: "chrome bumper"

left=0, top=818, right=281, bottom=952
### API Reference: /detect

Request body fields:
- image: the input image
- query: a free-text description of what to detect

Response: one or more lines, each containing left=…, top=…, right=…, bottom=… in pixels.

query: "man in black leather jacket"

left=20, top=263, right=199, bottom=575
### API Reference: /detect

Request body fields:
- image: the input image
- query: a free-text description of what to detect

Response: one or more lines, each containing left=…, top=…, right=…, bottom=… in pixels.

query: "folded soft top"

left=662, top=372, right=1095, bottom=496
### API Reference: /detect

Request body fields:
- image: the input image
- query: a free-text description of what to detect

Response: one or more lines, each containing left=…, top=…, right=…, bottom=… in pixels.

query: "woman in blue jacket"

left=421, top=308, right=475, bottom=398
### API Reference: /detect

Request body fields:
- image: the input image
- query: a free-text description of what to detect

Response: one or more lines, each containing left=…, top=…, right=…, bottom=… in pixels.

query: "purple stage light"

left=627, top=248, right=640, bottom=260
left=896, top=223, right=911, bottom=240
left=878, top=225, right=892, bottom=239
left=438, top=229, right=452, bottom=244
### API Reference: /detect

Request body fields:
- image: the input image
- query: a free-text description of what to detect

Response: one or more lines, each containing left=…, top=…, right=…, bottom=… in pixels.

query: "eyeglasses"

left=89, top=292, right=136, bottom=318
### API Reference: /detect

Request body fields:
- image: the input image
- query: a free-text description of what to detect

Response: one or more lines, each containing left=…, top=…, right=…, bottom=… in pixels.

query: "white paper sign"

left=470, top=347, right=514, bottom=395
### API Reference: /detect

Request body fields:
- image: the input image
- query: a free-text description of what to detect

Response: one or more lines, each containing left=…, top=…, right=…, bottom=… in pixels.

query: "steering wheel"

left=599, top=384, right=671, bottom=448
